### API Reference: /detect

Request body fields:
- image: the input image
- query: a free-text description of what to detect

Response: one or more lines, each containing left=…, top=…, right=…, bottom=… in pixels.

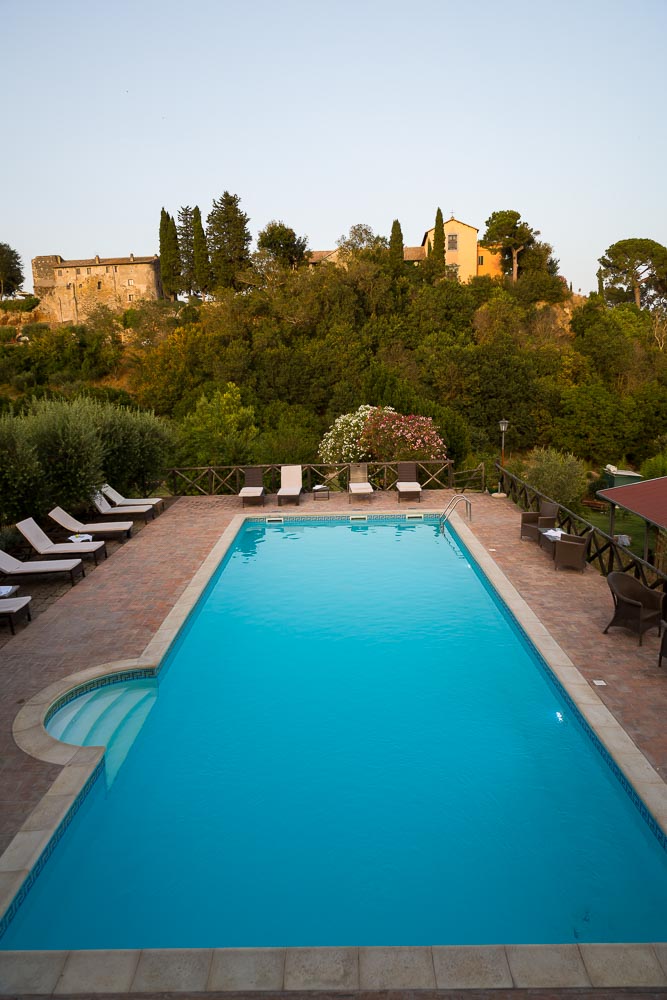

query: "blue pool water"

left=3, top=517, right=667, bottom=948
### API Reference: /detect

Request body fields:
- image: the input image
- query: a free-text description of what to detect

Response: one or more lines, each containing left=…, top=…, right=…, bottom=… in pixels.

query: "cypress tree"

left=207, top=191, right=251, bottom=292
left=432, top=207, right=445, bottom=264
left=177, top=206, right=195, bottom=296
left=160, top=213, right=181, bottom=299
left=389, top=219, right=404, bottom=271
left=192, top=206, right=211, bottom=298
left=158, top=207, right=170, bottom=294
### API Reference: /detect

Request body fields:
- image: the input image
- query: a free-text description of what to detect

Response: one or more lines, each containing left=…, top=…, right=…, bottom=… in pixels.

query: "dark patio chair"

left=238, top=467, right=265, bottom=507
left=603, top=572, right=663, bottom=646
left=396, top=462, right=421, bottom=502
left=553, top=530, right=593, bottom=572
left=520, top=501, right=559, bottom=541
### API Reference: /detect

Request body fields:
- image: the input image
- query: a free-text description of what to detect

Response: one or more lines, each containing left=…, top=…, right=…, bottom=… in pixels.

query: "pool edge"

left=1, top=509, right=667, bottom=993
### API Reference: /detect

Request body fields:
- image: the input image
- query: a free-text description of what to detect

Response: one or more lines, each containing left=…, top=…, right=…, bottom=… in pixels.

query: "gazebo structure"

left=597, top=475, right=667, bottom=568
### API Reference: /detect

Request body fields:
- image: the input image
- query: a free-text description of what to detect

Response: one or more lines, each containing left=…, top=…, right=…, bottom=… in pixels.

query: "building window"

left=128, top=294, right=133, bottom=302
left=478, top=255, right=484, bottom=266
left=97, top=281, right=102, bottom=290
left=58, top=269, right=62, bottom=276
left=66, top=282, right=71, bottom=289
left=106, top=265, right=110, bottom=272
left=76, top=267, right=81, bottom=275
left=79, top=283, right=82, bottom=288
left=128, top=278, right=134, bottom=286
left=447, top=234, right=458, bottom=251
left=86, top=267, right=91, bottom=275
left=114, top=266, right=118, bottom=272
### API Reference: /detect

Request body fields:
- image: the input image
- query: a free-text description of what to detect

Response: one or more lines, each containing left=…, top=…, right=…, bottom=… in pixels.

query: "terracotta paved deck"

left=1, top=489, right=667, bottom=998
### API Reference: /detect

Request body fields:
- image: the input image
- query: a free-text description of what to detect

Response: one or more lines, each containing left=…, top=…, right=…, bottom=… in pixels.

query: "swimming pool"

left=3, top=516, right=667, bottom=949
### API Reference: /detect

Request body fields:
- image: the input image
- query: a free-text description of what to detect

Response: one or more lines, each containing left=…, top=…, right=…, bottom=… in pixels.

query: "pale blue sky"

left=4, top=0, right=666, bottom=295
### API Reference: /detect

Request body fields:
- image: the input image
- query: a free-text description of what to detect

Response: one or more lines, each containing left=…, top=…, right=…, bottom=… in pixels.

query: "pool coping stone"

left=1, top=509, right=667, bottom=994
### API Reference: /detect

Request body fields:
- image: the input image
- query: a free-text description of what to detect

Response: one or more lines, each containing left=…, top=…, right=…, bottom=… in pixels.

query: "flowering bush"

left=318, top=405, right=390, bottom=462
left=318, top=404, right=446, bottom=462
left=359, top=409, right=447, bottom=461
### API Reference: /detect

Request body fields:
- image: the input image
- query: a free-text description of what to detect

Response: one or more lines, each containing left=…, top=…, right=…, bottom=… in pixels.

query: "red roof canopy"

left=597, top=477, right=667, bottom=530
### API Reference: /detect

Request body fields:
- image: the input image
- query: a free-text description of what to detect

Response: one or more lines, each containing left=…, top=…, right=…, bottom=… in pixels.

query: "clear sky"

left=4, top=0, right=666, bottom=295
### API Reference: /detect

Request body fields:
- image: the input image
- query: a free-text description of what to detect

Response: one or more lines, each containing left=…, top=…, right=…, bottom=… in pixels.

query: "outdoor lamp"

left=499, top=419, right=509, bottom=466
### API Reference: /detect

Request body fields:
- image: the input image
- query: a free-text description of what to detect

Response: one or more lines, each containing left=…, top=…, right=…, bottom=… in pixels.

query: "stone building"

left=310, top=215, right=503, bottom=282
left=32, top=254, right=163, bottom=324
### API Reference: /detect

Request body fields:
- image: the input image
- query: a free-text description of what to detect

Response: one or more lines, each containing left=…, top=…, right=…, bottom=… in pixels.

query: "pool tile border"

left=1, top=510, right=667, bottom=993
left=2, top=943, right=667, bottom=993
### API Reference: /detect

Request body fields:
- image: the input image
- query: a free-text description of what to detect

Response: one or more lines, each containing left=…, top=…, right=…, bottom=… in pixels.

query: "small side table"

left=313, top=486, right=330, bottom=501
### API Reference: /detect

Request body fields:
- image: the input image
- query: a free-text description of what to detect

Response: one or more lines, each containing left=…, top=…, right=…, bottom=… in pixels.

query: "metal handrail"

left=439, top=495, right=472, bottom=531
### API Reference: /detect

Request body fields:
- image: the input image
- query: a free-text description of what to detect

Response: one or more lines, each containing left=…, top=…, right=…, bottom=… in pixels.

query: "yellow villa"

left=310, top=215, right=503, bottom=282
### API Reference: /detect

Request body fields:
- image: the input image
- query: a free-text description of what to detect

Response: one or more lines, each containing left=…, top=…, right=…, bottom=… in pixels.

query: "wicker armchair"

left=603, top=572, right=663, bottom=646
left=553, top=530, right=593, bottom=572
left=520, top=501, right=559, bottom=542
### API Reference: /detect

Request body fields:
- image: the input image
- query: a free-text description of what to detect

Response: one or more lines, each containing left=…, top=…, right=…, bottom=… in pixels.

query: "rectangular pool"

left=3, top=517, right=667, bottom=949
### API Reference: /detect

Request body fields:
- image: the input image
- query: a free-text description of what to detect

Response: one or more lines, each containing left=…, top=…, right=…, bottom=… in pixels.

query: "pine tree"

left=192, top=206, right=211, bottom=298
left=177, top=206, right=195, bottom=296
left=389, top=219, right=404, bottom=272
left=207, top=192, right=251, bottom=292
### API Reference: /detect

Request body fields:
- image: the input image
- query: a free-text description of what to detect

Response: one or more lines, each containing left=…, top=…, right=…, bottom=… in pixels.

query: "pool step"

left=47, top=680, right=158, bottom=786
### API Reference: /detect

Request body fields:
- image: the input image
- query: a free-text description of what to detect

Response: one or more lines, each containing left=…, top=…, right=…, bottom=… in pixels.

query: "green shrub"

left=21, top=398, right=104, bottom=514
left=0, top=415, right=42, bottom=525
left=0, top=295, right=40, bottom=313
left=639, top=453, right=667, bottom=480
left=523, top=446, right=589, bottom=511
left=87, top=399, right=174, bottom=492
left=176, top=384, right=257, bottom=465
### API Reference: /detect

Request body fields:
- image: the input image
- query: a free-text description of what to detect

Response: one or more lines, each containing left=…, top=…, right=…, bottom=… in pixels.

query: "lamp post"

left=497, top=419, right=509, bottom=496
left=499, top=419, right=509, bottom=467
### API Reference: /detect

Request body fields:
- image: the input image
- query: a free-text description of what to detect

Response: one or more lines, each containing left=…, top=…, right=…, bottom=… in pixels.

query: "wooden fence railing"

left=162, top=461, right=487, bottom=497
left=498, top=464, right=667, bottom=590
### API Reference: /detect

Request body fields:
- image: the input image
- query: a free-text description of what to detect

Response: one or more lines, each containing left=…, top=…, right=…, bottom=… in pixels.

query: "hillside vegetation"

left=1, top=250, right=666, bottom=473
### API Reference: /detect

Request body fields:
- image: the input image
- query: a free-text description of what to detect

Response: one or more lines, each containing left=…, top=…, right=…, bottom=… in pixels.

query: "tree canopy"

left=257, top=220, right=308, bottom=269
left=481, top=210, right=538, bottom=283
left=0, top=242, right=24, bottom=298
left=207, top=192, right=251, bottom=291
left=598, top=238, right=667, bottom=309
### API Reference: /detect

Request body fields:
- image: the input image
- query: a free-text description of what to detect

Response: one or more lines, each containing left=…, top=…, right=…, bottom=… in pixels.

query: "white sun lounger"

left=0, top=549, right=84, bottom=585
left=16, top=518, right=107, bottom=564
left=49, top=506, right=133, bottom=540
left=93, top=492, right=155, bottom=521
left=348, top=463, right=373, bottom=503
left=0, top=595, right=32, bottom=634
left=101, top=484, right=164, bottom=514
left=277, top=465, right=303, bottom=506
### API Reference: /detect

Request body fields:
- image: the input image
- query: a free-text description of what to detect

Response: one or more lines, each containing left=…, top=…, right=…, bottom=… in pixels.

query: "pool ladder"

left=439, top=495, right=472, bottom=532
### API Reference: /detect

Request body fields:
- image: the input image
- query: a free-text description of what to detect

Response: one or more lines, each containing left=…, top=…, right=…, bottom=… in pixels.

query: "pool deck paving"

left=2, top=489, right=667, bottom=998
